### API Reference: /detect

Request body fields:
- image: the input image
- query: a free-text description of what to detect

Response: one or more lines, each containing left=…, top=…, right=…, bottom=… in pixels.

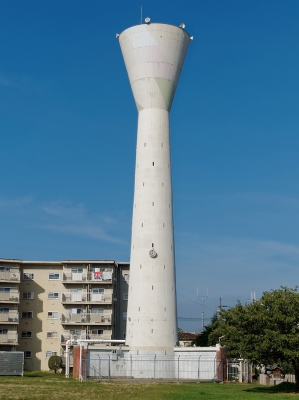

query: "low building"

left=178, top=331, right=198, bottom=347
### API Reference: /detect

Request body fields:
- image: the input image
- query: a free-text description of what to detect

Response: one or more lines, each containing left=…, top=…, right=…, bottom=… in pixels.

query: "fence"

left=227, top=359, right=252, bottom=383
left=80, top=354, right=224, bottom=382
left=259, top=373, right=296, bottom=385
left=0, top=352, right=24, bottom=376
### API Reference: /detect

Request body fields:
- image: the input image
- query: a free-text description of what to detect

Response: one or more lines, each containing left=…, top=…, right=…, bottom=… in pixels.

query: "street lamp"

left=219, top=335, right=225, bottom=345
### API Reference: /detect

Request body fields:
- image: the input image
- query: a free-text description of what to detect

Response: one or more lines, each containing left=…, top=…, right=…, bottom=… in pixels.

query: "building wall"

left=18, top=262, right=63, bottom=371
left=115, top=262, right=129, bottom=340
left=0, top=259, right=130, bottom=371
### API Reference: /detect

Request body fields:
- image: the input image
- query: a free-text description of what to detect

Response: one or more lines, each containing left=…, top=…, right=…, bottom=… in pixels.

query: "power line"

left=177, top=292, right=215, bottom=312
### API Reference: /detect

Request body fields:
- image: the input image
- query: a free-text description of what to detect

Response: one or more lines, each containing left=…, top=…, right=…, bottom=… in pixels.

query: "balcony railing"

left=0, top=312, right=19, bottom=323
left=0, top=332, right=18, bottom=344
left=61, top=354, right=73, bottom=366
left=61, top=313, right=112, bottom=324
left=0, top=292, right=20, bottom=302
left=62, top=271, right=113, bottom=283
left=60, top=332, right=112, bottom=344
left=61, top=292, right=112, bottom=304
left=0, top=271, right=20, bottom=282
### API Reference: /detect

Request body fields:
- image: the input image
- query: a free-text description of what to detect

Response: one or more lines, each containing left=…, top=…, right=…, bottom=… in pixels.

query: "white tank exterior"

left=119, top=23, right=191, bottom=352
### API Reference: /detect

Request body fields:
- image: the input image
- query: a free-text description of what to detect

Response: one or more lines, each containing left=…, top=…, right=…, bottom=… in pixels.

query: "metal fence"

left=80, top=355, right=224, bottom=382
left=0, top=352, right=24, bottom=376
left=227, top=359, right=252, bottom=383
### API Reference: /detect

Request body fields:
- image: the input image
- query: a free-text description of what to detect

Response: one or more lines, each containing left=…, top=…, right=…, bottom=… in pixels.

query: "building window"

left=22, top=292, right=34, bottom=300
left=123, top=274, right=129, bottom=282
left=46, top=351, right=57, bottom=358
left=48, top=273, right=60, bottom=280
left=71, top=268, right=83, bottom=273
left=92, top=288, right=104, bottom=294
left=23, top=273, right=34, bottom=280
left=123, top=292, right=128, bottom=301
left=0, top=328, right=8, bottom=334
left=123, top=332, right=126, bottom=339
left=70, top=329, right=82, bottom=335
left=48, top=292, right=59, bottom=300
left=47, top=311, right=58, bottom=319
left=46, top=331, right=58, bottom=338
left=21, top=311, right=33, bottom=319
left=92, top=308, right=104, bottom=314
left=21, top=331, right=32, bottom=338
left=91, top=329, right=104, bottom=335
left=123, top=312, right=127, bottom=320
left=24, top=351, right=31, bottom=359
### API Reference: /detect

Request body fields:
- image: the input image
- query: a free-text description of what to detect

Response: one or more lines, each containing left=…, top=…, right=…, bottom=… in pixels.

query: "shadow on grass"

left=23, top=371, right=65, bottom=378
left=245, top=382, right=297, bottom=394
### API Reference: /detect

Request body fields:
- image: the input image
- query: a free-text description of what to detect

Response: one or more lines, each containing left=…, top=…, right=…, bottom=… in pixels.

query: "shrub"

left=48, top=355, right=62, bottom=373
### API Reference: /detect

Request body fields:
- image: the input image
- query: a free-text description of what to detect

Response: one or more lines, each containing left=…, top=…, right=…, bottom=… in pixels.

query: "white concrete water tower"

left=118, top=20, right=191, bottom=354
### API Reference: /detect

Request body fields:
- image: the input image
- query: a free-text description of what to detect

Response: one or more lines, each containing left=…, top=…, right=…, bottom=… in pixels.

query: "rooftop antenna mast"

left=251, top=291, right=256, bottom=303
left=197, top=287, right=208, bottom=333
left=140, top=6, right=142, bottom=24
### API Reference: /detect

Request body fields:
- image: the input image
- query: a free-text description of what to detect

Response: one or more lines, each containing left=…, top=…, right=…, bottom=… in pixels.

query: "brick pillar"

left=72, top=345, right=87, bottom=379
left=216, top=346, right=227, bottom=382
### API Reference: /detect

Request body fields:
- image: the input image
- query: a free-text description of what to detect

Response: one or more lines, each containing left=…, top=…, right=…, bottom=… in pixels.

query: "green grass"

left=0, top=372, right=297, bottom=399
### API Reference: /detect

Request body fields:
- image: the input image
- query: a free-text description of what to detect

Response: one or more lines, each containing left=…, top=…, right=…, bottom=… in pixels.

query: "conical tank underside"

left=119, top=23, right=190, bottom=111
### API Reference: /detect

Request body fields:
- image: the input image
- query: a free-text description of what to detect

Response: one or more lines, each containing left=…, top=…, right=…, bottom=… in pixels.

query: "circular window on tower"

left=149, top=249, right=157, bottom=258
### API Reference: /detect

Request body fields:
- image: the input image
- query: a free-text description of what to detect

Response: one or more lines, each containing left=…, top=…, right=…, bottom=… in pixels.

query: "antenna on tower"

left=140, top=6, right=142, bottom=24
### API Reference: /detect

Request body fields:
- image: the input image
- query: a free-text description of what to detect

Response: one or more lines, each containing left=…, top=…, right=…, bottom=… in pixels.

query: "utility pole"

left=218, top=297, right=228, bottom=313
left=197, top=288, right=208, bottom=333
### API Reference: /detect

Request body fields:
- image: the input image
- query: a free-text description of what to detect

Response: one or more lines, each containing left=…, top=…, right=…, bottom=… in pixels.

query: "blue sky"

left=1, top=0, right=299, bottom=331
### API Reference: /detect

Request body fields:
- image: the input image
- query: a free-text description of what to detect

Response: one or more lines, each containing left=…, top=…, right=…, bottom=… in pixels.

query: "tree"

left=209, top=287, right=299, bottom=391
left=48, top=355, right=62, bottom=373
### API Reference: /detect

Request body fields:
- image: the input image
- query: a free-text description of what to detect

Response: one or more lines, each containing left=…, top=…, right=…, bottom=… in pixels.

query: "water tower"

left=118, top=20, right=191, bottom=354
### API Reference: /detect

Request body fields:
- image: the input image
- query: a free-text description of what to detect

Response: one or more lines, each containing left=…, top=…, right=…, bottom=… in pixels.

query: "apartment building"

left=0, top=258, right=129, bottom=370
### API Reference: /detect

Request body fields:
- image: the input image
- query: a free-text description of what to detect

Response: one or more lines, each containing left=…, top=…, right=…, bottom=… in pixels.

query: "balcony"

left=0, top=332, right=18, bottom=345
left=61, top=292, right=112, bottom=304
left=0, top=292, right=20, bottom=303
left=61, top=313, right=112, bottom=325
left=0, top=312, right=19, bottom=323
left=62, top=270, right=113, bottom=284
left=0, top=271, right=20, bottom=282
left=60, top=332, right=112, bottom=344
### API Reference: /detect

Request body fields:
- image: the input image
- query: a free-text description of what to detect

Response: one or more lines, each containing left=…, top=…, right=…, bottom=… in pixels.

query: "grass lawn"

left=0, top=372, right=298, bottom=399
